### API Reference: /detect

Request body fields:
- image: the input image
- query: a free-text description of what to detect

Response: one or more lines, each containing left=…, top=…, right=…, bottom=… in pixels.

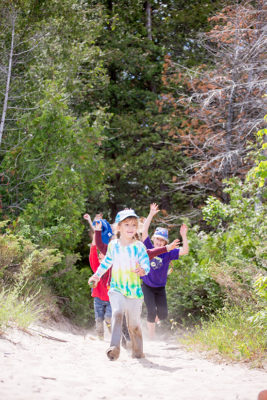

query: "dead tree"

left=170, top=1, right=267, bottom=198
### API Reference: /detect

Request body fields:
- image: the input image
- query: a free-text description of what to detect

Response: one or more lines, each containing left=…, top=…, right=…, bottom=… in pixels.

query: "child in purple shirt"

left=141, top=203, right=189, bottom=339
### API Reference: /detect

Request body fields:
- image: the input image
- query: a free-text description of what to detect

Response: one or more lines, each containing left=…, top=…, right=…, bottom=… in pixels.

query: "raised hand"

left=180, top=224, right=188, bottom=237
left=167, top=238, right=180, bottom=251
left=83, top=213, right=91, bottom=222
left=83, top=213, right=94, bottom=231
left=149, top=203, right=160, bottom=217
left=88, top=275, right=100, bottom=288
left=142, top=203, right=160, bottom=241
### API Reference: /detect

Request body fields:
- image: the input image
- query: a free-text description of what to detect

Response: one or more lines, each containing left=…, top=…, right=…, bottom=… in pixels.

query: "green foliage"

left=167, top=154, right=266, bottom=325
left=0, top=230, right=62, bottom=331
left=248, top=275, right=267, bottom=331
left=167, top=226, right=224, bottom=324
left=46, top=264, right=95, bottom=327
left=202, top=197, right=230, bottom=228
left=201, top=177, right=266, bottom=300
left=0, top=288, right=40, bottom=331
left=0, top=230, right=62, bottom=286
left=182, top=305, right=266, bottom=366
left=2, top=85, right=106, bottom=251
left=247, top=118, right=267, bottom=190
left=82, top=0, right=220, bottom=219
left=0, top=229, right=94, bottom=329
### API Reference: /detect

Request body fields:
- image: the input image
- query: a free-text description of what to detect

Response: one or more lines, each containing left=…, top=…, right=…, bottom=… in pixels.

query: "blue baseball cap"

left=153, top=227, right=169, bottom=242
left=93, top=219, right=113, bottom=244
left=115, top=209, right=138, bottom=224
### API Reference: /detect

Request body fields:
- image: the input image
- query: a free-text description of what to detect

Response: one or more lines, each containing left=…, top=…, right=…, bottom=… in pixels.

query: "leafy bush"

left=176, top=130, right=267, bottom=364
left=167, top=157, right=266, bottom=327
left=0, top=230, right=62, bottom=285
left=0, top=288, right=40, bottom=331
left=248, top=275, right=267, bottom=333
left=0, top=222, right=95, bottom=328
left=167, top=227, right=224, bottom=324
left=0, top=227, right=64, bottom=329
left=46, top=263, right=95, bottom=327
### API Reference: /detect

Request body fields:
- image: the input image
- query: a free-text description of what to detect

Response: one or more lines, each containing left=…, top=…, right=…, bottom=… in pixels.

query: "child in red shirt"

left=89, top=231, right=112, bottom=340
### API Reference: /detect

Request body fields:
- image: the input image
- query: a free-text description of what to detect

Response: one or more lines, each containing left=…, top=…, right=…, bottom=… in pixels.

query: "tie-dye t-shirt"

left=94, top=239, right=150, bottom=299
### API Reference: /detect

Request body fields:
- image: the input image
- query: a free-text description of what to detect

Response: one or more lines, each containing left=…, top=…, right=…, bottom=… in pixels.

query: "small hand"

left=150, top=203, right=160, bottom=217
left=83, top=213, right=92, bottom=222
left=180, top=224, right=188, bottom=237
left=134, top=266, right=146, bottom=277
left=167, top=238, right=180, bottom=251
left=88, top=275, right=100, bottom=288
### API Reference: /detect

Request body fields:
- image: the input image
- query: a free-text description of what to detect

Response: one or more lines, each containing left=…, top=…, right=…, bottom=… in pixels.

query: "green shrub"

left=0, top=229, right=63, bottom=331
left=248, top=275, right=267, bottom=332
left=46, top=263, right=95, bottom=327
left=0, top=288, right=39, bottom=331
left=167, top=256, right=223, bottom=324
left=182, top=305, right=266, bottom=366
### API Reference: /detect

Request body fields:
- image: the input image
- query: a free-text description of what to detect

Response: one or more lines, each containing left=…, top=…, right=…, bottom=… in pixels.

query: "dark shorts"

left=141, top=282, right=168, bottom=323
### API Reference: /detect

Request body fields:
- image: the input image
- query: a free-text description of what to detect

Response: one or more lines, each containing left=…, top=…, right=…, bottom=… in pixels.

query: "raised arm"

left=88, top=242, right=113, bottom=287
left=179, top=224, right=189, bottom=256
left=94, top=221, right=108, bottom=255
left=141, top=203, right=160, bottom=242
left=147, top=239, right=180, bottom=260
left=89, top=240, right=100, bottom=273
left=83, top=213, right=94, bottom=231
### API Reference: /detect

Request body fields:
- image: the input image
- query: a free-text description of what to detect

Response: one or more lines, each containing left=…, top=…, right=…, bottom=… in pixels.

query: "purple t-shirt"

left=141, top=236, right=180, bottom=288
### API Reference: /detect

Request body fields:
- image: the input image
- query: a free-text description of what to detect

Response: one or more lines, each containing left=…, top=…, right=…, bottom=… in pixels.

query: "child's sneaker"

left=106, top=346, right=120, bottom=361
left=132, top=351, right=145, bottom=359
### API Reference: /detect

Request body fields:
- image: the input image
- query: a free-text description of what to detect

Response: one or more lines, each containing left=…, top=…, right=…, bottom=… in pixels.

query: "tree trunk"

left=0, top=14, right=15, bottom=147
left=145, top=1, right=152, bottom=40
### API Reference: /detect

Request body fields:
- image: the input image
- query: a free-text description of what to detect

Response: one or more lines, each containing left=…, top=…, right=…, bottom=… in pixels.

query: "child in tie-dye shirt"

left=89, top=209, right=150, bottom=361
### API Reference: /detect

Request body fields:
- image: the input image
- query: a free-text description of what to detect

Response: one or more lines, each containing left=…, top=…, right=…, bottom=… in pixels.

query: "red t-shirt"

left=89, top=245, right=111, bottom=302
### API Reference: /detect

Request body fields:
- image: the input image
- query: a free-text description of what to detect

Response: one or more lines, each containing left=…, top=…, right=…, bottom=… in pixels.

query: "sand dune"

left=0, top=320, right=266, bottom=400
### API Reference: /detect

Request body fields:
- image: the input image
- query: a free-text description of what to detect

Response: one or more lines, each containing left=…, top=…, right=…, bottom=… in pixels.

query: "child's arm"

left=83, top=213, right=94, bottom=231
left=94, top=221, right=108, bottom=255
left=178, top=224, right=189, bottom=256
left=141, top=203, right=160, bottom=242
left=134, top=244, right=150, bottom=277
left=89, top=232, right=100, bottom=273
left=147, top=238, right=180, bottom=260
left=89, top=245, right=100, bottom=273
left=88, top=243, right=113, bottom=286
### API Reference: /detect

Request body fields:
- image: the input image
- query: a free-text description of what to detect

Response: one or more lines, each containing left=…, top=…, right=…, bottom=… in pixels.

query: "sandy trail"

left=0, top=321, right=266, bottom=400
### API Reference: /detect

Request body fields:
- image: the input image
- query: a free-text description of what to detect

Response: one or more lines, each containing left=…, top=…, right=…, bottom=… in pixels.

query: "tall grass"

left=181, top=306, right=267, bottom=367
left=0, top=288, right=42, bottom=332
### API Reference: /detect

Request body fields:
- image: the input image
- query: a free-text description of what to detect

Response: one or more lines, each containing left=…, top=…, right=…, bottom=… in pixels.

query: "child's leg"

left=93, top=297, right=105, bottom=339
left=155, top=286, right=168, bottom=321
left=104, top=301, right=112, bottom=333
left=125, top=297, right=144, bottom=358
left=121, top=313, right=131, bottom=349
left=108, top=291, right=125, bottom=348
left=141, top=283, right=157, bottom=339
